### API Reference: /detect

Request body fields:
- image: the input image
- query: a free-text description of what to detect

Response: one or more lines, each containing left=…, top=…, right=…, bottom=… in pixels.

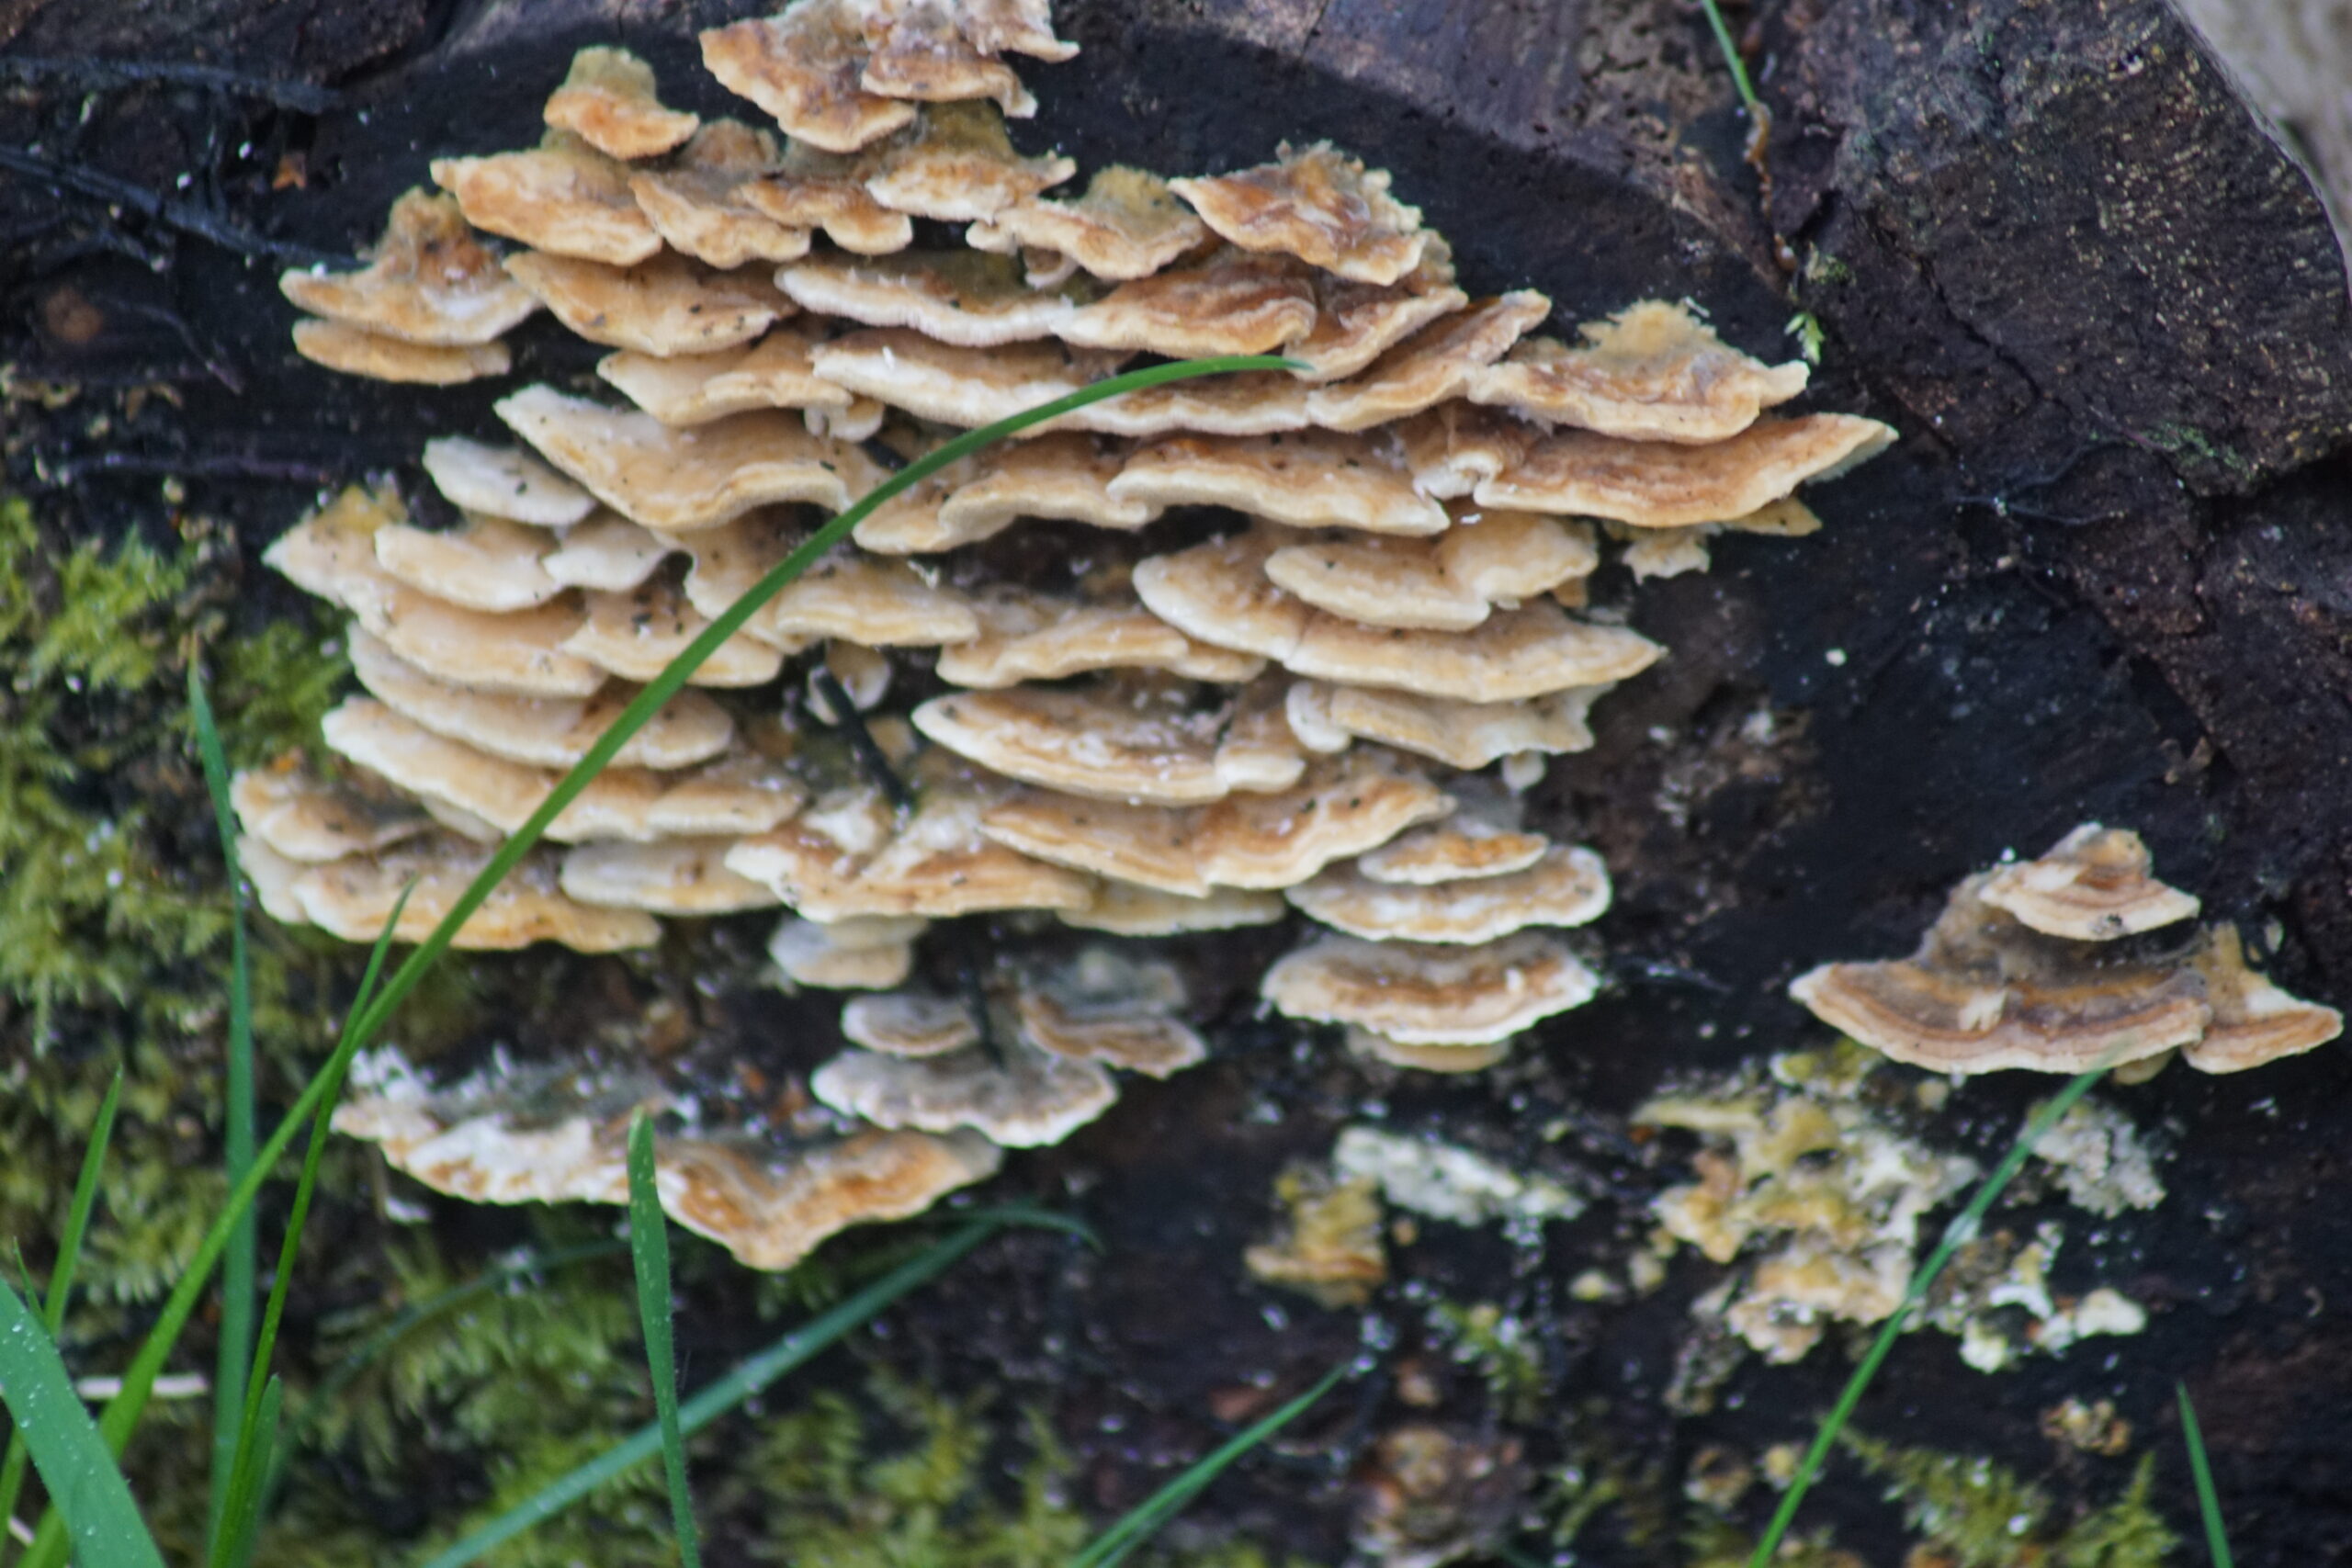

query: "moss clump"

left=1841, top=1432, right=2176, bottom=1567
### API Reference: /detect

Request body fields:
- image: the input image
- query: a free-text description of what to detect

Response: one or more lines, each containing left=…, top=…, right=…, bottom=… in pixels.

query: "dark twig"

left=810, top=667, right=916, bottom=814
left=0, top=146, right=344, bottom=265
left=0, top=55, right=338, bottom=112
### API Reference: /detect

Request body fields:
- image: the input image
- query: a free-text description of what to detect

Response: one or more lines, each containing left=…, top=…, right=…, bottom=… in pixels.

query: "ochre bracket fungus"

left=254, top=0, right=1895, bottom=1260
left=1791, top=824, right=2342, bottom=1076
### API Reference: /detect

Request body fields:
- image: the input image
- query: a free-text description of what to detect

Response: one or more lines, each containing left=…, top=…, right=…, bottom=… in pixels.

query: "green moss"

left=1842, top=1433, right=2177, bottom=1568
left=1427, top=1300, right=1546, bottom=1425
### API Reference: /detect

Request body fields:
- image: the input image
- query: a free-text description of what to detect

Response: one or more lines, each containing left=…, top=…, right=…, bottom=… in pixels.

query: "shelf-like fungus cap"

left=1977, top=824, right=2202, bottom=942
left=1787, top=878, right=2213, bottom=1075
left=231, top=762, right=433, bottom=863
left=778, top=249, right=1082, bottom=346
left=1170, top=141, right=1428, bottom=285
left=2183, top=925, right=2346, bottom=1073
left=279, top=188, right=540, bottom=346
left=543, top=46, right=700, bottom=160
left=1285, top=239, right=1468, bottom=383
left=770, top=913, right=926, bottom=989
left=560, top=838, right=780, bottom=914
left=842, top=988, right=981, bottom=1055
left=729, top=784, right=1095, bottom=919
left=495, top=386, right=869, bottom=531
left=654, top=1126, right=1003, bottom=1270
left=1212, top=675, right=1311, bottom=794
left=626, top=120, right=813, bottom=268
left=1109, top=433, right=1448, bottom=536
left=1346, top=1028, right=1514, bottom=1074
left=1355, top=801, right=1548, bottom=886
left=281, top=834, right=661, bottom=950
left=1057, top=249, right=1316, bottom=358
left=1035, top=368, right=1312, bottom=438
left=430, top=130, right=661, bottom=266
left=503, top=250, right=792, bottom=356
left=912, top=681, right=1231, bottom=804
left=808, top=329, right=1123, bottom=426
left=857, top=434, right=1153, bottom=553
left=1262, top=931, right=1601, bottom=1045
left=323, top=697, right=658, bottom=841
left=1474, top=413, right=1896, bottom=528
left=864, top=103, right=1075, bottom=220
left=811, top=1040, right=1119, bottom=1147
left=1303, top=291, right=1552, bottom=432
left=670, top=518, right=980, bottom=648
left=934, top=588, right=1265, bottom=687
left=968, top=165, right=1206, bottom=280
left=372, top=514, right=560, bottom=613
left=290, top=318, right=511, bottom=384
left=1261, top=513, right=1595, bottom=632
left=858, top=2, right=1045, bottom=116
left=1013, top=947, right=1207, bottom=1077
left=421, top=436, right=596, bottom=526
left=739, top=139, right=916, bottom=254
left=564, top=574, right=793, bottom=685
left=700, top=4, right=919, bottom=154
left=948, top=0, right=1078, bottom=62
left=1059, top=880, right=1286, bottom=935
left=1467, top=300, right=1811, bottom=443
left=1302, top=682, right=1606, bottom=770
left=1286, top=844, right=1611, bottom=944
left=541, top=514, right=674, bottom=592
left=347, top=626, right=733, bottom=771
left=1394, top=403, right=1532, bottom=499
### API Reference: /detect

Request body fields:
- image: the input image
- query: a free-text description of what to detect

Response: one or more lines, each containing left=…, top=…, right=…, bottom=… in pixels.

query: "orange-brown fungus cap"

left=811, top=1041, right=1119, bottom=1147
left=1262, top=513, right=1595, bottom=631
left=231, top=763, right=433, bottom=863
left=280, top=188, right=539, bottom=345
left=563, top=575, right=792, bottom=685
left=597, top=325, right=855, bottom=426
left=1476, top=413, right=1895, bottom=528
left=627, top=120, right=812, bottom=268
left=1262, top=931, right=1600, bottom=1045
left=372, top=515, right=560, bottom=613
left=700, top=3, right=918, bottom=154
left=857, top=433, right=1154, bottom=554
left=1057, top=249, right=1315, bottom=358
left=667, top=516, right=978, bottom=648
left=1171, top=141, right=1428, bottom=285
left=913, top=680, right=1230, bottom=805
left=502, top=250, right=792, bottom=355
left=543, top=46, right=699, bottom=160
left=1977, top=824, right=2201, bottom=942
left=858, top=0, right=1037, bottom=116
left=1060, top=880, right=1286, bottom=935
left=2183, top=925, right=2346, bottom=1073
left=1035, top=368, right=1311, bottom=438
left=291, top=319, right=511, bottom=384
left=729, top=785, right=1095, bottom=919
left=1284, top=236, right=1466, bottom=383
left=430, top=130, right=660, bottom=266
left=739, top=139, right=916, bottom=254
left=1469, top=299, right=1810, bottom=443
left=969, top=166, right=1206, bottom=280
left=278, top=834, right=661, bottom=950
left=864, top=102, right=1074, bottom=220
left=560, top=838, right=780, bottom=914
left=938, top=584, right=1261, bottom=687
left=421, top=436, right=596, bottom=526
left=1286, top=844, right=1611, bottom=944
left=1297, top=681, right=1604, bottom=770
left=1013, top=947, right=1206, bottom=1077
left=779, top=249, right=1081, bottom=346
left=1110, top=433, right=1447, bottom=536
left=809, top=329, right=1124, bottom=426
left=1304, top=291, right=1551, bottom=432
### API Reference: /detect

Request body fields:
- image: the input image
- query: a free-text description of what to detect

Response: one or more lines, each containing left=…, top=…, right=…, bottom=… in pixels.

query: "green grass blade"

left=627, top=1117, right=702, bottom=1568
left=24, top=358, right=1280, bottom=1568
left=2177, top=1383, right=2234, bottom=1568
left=414, top=1218, right=1003, bottom=1568
left=1069, top=1359, right=1350, bottom=1568
left=1695, top=0, right=1759, bottom=112
left=933, top=1203, right=1102, bottom=1251
left=0, top=1280, right=167, bottom=1568
left=189, top=664, right=258, bottom=1558
left=0, top=1071, right=120, bottom=1565
left=1747, top=1064, right=2109, bottom=1566
left=217, top=1378, right=279, bottom=1568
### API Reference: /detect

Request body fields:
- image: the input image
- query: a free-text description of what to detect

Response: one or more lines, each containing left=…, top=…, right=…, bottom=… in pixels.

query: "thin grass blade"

left=1747, top=1063, right=2109, bottom=1566
left=0, top=1072, right=120, bottom=1565
left=1695, top=0, right=1760, bottom=111
left=190, top=665, right=259, bottom=1557
left=935, top=1204, right=1102, bottom=1251
left=0, top=1280, right=167, bottom=1568
left=217, top=1378, right=279, bottom=1568
left=26, top=358, right=1282, bottom=1568
left=1069, top=1359, right=1350, bottom=1568
left=627, top=1117, right=701, bottom=1568
left=414, top=1218, right=1002, bottom=1568
left=2177, top=1382, right=2234, bottom=1568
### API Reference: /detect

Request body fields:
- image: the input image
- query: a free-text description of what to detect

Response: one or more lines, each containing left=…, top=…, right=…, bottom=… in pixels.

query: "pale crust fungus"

left=1303, top=291, right=1553, bottom=432
left=1245, top=1166, right=1387, bottom=1307
left=1295, top=681, right=1606, bottom=770
left=290, top=318, right=511, bottom=384
left=279, top=188, right=541, bottom=346
left=967, top=165, right=1206, bottom=281
left=347, top=626, right=735, bottom=771
left=700, top=4, right=920, bottom=154
left=542, top=46, right=701, bottom=161
left=1285, top=238, right=1468, bottom=384
left=430, top=130, right=661, bottom=266
left=495, top=385, right=876, bottom=530
left=421, top=435, right=597, bottom=526
left=1261, top=931, right=1601, bottom=1046
left=1285, top=845, right=1611, bottom=944
left=560, top=838, right=781, bottom=914
left=1346, top=1029, right=1513, bottom=1074
left=542, top=515, right=678, bottom=592
left=502, top=251, right=793, bottom=356
left=598, top=327, right=856, bottom=426
left=978, top=747, right=1453, bottom=896
left=1977, top=823, right=2202, bottom=941
left=1133, top=525, right=1663, bottom=702
left=1468, top=299, right=1811, bottom=444
left=1475, top=413, right=1896, bottom=528
left=1170, top=141, right=1429, bottom=286
left=563, top=575, right=795, bottom=686
left=267, top=833, right=661, bottom=950
left=863, top=101, right=1076, bottom=220
left=665, top=515, right=980, bottom=648
left=1011, top=946, right=1206, bottom=1077
left=738, top=140, right=917, bottom=254
left=810, top=1040, right=1118, bottom=1147
left=770, top=913, right=928, bottom=989
left=912, top=680, right=1234, bottom=804
left=1261, top=512, right=1596, bottom=631
left=935, top=584, right=1263, bottom=687
left=777, top=249, right=1083, bottom=346
left=855, top=433, right=1155, bottom=554
left=1614, top=498, right=1821, bottom=581
left=1056, top=249, right=1317, bottom=358
left=728, top=784, right=1095, bottom=919
left=1059, top=880, right=1286, bottom=935
left=841, top=987, right=978, bottom=1055
left=1108, top=434, right=1448, bottom=536
left=626, top=120, right=815, bottom=269
left=372, top=514, right=561, bottom=613
left=230, top=763, right=433, bottom=863
left=808, top=329, right=1123, bottom=426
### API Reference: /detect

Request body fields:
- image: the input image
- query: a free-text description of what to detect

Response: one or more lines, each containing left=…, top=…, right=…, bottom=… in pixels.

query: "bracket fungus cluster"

left=1791, top=824, right=2343, bottom=1079
left=254, top=0, right=1894, bottom=1263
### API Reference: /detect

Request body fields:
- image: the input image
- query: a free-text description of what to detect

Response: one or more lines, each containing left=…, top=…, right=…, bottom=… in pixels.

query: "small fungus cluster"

left=253, top=0, right=1896, bottom=1263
